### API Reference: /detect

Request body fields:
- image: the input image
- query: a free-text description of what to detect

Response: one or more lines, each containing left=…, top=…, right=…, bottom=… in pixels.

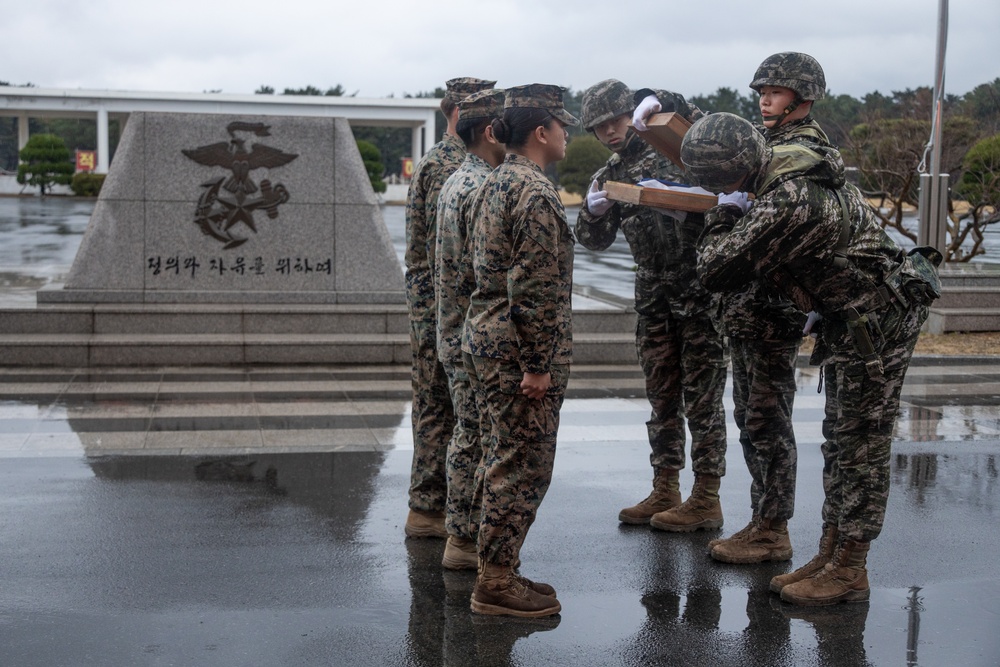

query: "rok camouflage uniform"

left=713, top=54, right=832, bottom=559
left=576, top=83, right=728, bottom=526
left=685, top=112, right=940, bottom=604
left=434, top=89, right=504, bottom=547
left=462, top=86, right=577, bottom=571
left=405, top=77, right=495, bottom=529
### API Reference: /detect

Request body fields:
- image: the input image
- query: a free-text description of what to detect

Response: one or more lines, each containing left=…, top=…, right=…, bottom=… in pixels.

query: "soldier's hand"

left=803, top=311, right=823, bottom=337
left=717, top=191, right=751, bottom=214
left=586, top=180, right=612, bottom=217
left=520, top=372, right=551, bottom=400
left=632, top=95, right=661, bottom=132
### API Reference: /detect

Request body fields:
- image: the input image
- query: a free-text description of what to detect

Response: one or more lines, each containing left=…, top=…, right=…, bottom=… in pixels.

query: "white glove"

left=717, top=191, right=751, bottom=214
left=586, top=180, right=612, bottom=216
left=632, top=94, right=662, bottom=132
left=803, top=311, right=822, bottom=337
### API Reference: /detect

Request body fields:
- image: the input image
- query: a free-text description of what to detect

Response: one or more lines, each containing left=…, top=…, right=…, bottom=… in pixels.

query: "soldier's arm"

left=697, top=181, right=840, bottom=292
left=404, top=169, right=429, bottom=274
left=509, top=191, right=566, bottom=374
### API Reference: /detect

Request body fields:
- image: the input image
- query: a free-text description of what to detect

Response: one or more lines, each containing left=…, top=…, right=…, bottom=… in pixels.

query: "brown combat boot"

left=511, top=557, right=557, bottom=597
left=619, top=468, right=681, bottom=524
left=470, top=562, right=561, bottom=618
left=404, top=508, right=447, bottom=538
left=710, top=517, right=793, bottom=564
left=780, top=539, right=870, bottom=606
left=442, top=535, right=478, bottom=570
left=708, top=516, right=757, bottom=551
left=649, top=474, right=723, bottom=532
left=769, top=523, right=838, bottom=594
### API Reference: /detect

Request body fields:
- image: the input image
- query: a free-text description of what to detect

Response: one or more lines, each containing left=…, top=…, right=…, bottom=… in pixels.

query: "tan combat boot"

left=442, top=535, right=478, bottom=570
left=470, top=561, right=561, bottom=618
left=404, top=508, right=447, bottom=538
left=708, top=516, right=757, bottom=551
left=780, top=539, right=870, bottom=606
left=710, top=517, right=793, bottom=564
left=769, top=523, right=838, bottom=594
left=649, top=474, right=723, bottom=532
left=619, top=468, right=681, bottom=524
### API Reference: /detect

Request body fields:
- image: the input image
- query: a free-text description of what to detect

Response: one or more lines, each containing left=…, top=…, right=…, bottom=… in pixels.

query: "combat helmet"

left=581, top=79, right=634, bottom=131
left=680, top=113, right=767, bottom=192
left=750, top=52, right=826, bottom=101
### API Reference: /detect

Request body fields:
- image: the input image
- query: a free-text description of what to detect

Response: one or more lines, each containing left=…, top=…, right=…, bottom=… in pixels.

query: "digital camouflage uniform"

left=462, top=149, right=574, bottom=567
left=576, top=88, right=728, bottom=480
left=725, top=117, right=836, bottom=524
left=436, top=149, right=494, bottom=542
left=692, top=117, right=935, bottom=546
left=405, top=78, right=494, bottom=517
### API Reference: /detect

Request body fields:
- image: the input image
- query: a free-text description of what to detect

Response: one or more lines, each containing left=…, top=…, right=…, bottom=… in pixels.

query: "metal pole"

left=918, top=0, right=949, bottom=252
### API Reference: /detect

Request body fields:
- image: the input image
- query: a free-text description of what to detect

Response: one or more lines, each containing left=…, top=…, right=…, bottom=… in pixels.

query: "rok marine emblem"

left=182, top=121, right=299, bottom=249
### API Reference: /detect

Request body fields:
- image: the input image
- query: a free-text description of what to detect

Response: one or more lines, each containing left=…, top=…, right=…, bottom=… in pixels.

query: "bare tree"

left=847, top=116, right=981, bottom=259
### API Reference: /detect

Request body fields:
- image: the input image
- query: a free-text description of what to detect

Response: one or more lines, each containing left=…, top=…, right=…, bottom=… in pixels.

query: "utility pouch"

left=845, top=308, right=885, bottom=379
left=901, top=246, right=943, bottom=304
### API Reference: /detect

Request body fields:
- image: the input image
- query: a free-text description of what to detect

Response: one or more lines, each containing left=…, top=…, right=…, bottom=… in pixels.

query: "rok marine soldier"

left=681, top=112, right=940, bottom=606
left=405, top=77, right=496, bottom=539
left=579, top=80, right=729, bottom=532
left=708, top=53, right=833, bottom=565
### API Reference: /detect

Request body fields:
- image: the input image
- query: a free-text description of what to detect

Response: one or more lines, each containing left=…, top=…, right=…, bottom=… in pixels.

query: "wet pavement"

left=1, top=360, right=999, bottom=666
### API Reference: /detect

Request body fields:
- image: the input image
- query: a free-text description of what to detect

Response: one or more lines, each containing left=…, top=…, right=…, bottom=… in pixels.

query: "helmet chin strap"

left=763, top=97, right=802, bottom=127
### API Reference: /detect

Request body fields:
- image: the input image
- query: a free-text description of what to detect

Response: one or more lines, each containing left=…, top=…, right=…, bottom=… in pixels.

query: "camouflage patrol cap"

left=750, top=52, right=826, bottom=101
left=445, top=77, right=497, bottom=103
left=581, top=79, right=634, bottom=130
left=504, top=84, right=580, bottom=127
left=458, top=88, right=504, bottom=122
left=680, top=113, right=767, bottom=192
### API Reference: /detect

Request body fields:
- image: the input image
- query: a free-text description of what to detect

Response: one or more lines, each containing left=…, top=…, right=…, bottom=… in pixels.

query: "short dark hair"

left=491, top=108, right=553, bottom=150
left=440, top=97, right=457, bottom=116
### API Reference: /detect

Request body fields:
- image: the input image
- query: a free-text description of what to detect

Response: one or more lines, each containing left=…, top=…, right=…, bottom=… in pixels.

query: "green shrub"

left=356, top=139, right=387, bottom=194
left=70, top=172, right=106, bottom=197
left=556, top=135, right=612, bottom=196
left=956, top=133, right=1000, bottom=206
left=16, top=133, right=74, bottom=194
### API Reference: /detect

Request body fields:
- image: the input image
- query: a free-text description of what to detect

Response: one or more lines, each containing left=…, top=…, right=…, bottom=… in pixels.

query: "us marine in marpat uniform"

left=404, top=77, right=496, bottom=539
left=463, top=84, right=578, bottom=618
left=433, top=88, right=506, bottom=570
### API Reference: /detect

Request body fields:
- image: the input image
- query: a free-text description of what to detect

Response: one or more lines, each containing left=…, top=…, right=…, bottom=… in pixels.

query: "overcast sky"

left=4, top=0, right=997, bottom=101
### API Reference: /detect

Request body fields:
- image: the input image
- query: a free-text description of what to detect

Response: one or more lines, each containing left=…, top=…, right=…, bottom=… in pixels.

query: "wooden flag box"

left=604, top=181, right=717, bottom=213
left=632, top=112, right=691, bottom=168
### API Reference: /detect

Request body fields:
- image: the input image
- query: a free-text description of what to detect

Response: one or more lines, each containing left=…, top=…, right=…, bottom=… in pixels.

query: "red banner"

left=76, top=150, right=96, bottom=172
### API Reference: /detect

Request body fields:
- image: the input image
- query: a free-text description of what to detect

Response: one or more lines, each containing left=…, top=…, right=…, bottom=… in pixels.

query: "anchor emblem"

left=182, top=121, right=298, bottom=249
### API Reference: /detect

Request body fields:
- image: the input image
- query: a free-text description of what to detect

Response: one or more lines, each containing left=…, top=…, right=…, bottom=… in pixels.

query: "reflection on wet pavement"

left=0, top=360, right=999, bottom=665
left=1, top=360, right=999, bottom=457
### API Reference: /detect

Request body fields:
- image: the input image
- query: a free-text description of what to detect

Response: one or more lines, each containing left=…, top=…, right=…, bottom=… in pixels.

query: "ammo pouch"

left=900, top=246, right=943, bottom=304
left=844, top=307, right=886, bottom=379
